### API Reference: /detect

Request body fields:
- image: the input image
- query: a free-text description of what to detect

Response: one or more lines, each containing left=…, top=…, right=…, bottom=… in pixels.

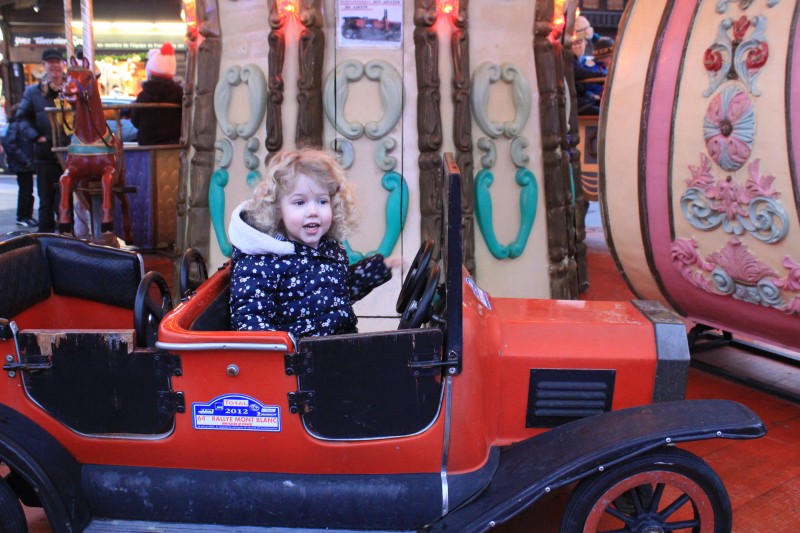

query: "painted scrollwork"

left=680, top=155, right=788, bottom=243
left=470, top=62, right=532, bottom=139
left=324, top=61, right=365, bottom=139
left=474, top=163, right=538, bottom=260
left=703, top=16, right=769, bottom=97
left=343, top=171, right=409, bottom=262
left=209, top=168, right=232, bottom=257
left=214, top=138, right=233, bottom=169
left=323, top=59, right=404, bottom=140
left=671, top=237, right=800, bottom=314
left=211, top=63, right=268, bottom=256
left=703, top=85, right=755, bottom=171
left=716, top=0, right=781, bottom=14
left=213, top=64, right=268, bottom=140
left=471, top=61, right=538, bottom=260
left=323, top=58, right=407, bottom=262
left=331, top=138, right=355, bottom=169
left=375, top=137, right=398, bottom=172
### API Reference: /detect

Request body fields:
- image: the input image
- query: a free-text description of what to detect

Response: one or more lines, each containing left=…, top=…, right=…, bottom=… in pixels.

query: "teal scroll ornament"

left=474, top=165, right=538, bottom=259
left=209, top=167, right=232, bottom=257
left=210, top=64, right=268, bottom=257
left=343, top=171, right=408, bottom=263
left=323, top=59, right=407, bottom=263
left=470, top=61, right=538, bottom=259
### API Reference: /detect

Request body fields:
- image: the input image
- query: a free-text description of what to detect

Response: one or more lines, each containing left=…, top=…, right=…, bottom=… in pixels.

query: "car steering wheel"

left=398, top=263, right=440, bottom=329
left=179, top=247, right=208, bottom=297
left=396, top=238, right=434, bottom=314
left=134, top=271, right=174, bottom=348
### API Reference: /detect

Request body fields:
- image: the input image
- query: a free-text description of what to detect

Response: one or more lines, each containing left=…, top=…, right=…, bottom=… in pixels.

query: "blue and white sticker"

left=192, top=394, right=281, bottom=432
left=465, top=277, right=492, bottom=310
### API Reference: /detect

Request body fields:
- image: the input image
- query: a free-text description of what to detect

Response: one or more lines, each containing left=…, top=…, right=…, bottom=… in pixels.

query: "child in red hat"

left=131, top=43, right=183, bottom=145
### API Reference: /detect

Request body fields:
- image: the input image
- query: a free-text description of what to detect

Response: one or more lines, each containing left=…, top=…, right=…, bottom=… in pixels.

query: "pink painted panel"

left=641, top=0, right=800, bottom=351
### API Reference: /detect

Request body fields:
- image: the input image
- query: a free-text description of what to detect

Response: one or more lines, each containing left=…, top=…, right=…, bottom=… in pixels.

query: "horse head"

left=62, top=56, right=98, bottom=106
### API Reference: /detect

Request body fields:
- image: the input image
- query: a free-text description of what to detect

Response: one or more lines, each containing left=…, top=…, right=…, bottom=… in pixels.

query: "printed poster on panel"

left=337, top=0, right=403, bottom=48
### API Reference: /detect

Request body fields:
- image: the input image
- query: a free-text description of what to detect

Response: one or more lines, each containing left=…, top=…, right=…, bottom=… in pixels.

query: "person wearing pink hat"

left=131, top=42, right=183, bottom=145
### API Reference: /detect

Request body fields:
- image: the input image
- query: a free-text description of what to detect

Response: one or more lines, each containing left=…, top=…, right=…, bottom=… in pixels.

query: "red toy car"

left=0, top=154, right=764, bottom=532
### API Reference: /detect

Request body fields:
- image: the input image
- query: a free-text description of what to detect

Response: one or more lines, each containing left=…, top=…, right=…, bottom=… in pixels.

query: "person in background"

left=16, top=47, right=66, bottom=233
left=572, top=17, right=608, bottom=116
left=3, top=104, right=36, bottom=228
left=131, top=43, right=183, bottom=145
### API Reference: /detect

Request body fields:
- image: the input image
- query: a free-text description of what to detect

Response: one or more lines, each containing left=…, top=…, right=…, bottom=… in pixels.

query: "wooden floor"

left=18, top=210, right=800, bottom=532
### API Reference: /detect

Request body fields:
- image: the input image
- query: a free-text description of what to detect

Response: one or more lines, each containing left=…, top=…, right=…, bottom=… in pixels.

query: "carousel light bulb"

left=279, top=0, right=298, bottom=17
left=439, top=0, right=457, bottom=15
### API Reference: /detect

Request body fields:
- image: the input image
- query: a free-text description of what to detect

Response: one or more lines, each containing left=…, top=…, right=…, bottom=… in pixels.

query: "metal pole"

left=63, top=0, right=73, bottom=61
left=81, top=0, right=94, bottom=64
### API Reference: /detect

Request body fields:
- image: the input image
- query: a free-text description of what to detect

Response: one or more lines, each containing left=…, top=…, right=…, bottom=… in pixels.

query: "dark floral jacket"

left=228, top=202, right=392, bottom=338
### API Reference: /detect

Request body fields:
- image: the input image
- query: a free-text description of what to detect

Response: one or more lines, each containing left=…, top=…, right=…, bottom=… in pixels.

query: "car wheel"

left=561, top=447, right=731, bottom=533
left=0, top=474, right=27, bottom=533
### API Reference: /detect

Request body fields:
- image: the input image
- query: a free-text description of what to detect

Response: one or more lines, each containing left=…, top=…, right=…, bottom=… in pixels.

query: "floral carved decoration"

left=716, top=0, right=782, bottom=14
left=680, top=155, right=788, bottom=243
left=703, top=15, right=769, bottom=97
left=671, top=237, right=800, bottom=314
left=703, top=85, right=755, bottom=171
left=677, top=0, right=798, bottom=320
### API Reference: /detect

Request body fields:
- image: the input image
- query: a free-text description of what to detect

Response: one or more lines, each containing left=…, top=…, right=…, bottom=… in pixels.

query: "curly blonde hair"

left=243, top=148, right=358, bottom=241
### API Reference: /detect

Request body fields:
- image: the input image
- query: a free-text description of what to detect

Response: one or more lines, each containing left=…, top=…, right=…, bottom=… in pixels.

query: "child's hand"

left=384, top=255, right=402, bottom=269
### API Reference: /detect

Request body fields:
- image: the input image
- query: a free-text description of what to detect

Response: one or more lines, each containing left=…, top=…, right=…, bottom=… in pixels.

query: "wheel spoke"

left=664, top=518, right=701, bottom=531
left=648, top=482, right=666, bottom=513
left=604, top=505, right=634, bottom=524
left=660, top=493, right=691, bottom=520
left=630, top=486, right=647, bottom=515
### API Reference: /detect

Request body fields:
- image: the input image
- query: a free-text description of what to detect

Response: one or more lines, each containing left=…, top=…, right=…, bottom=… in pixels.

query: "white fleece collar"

left=228, top=201, right=295, bottom=256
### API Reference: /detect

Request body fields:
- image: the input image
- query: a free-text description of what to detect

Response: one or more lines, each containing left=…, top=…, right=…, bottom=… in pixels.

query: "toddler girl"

left=229, top=149, right=396, bottom=337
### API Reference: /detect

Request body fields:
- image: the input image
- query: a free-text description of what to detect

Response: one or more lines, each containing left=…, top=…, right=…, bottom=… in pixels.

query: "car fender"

left=431, top=399, right=765, bottom=532
left=0, top=404, right=90, bottom=533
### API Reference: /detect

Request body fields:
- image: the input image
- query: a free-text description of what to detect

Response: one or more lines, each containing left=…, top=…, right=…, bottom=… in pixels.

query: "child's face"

left=280, top=173, right=333, bottom=248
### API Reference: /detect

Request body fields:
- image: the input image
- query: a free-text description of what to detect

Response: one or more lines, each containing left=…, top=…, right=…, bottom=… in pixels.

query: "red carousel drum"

left=601, top=0, right=800, bottom=350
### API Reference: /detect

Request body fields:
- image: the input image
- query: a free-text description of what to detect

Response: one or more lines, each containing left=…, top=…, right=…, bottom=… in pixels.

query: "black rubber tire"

left=561, top=447, right=731, bottom=533
left=0, top=474, right=27, bottom=533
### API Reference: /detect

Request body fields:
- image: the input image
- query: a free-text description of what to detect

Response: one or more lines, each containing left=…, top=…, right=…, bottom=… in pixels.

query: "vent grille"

left=526, top=369, right=616, bottom=428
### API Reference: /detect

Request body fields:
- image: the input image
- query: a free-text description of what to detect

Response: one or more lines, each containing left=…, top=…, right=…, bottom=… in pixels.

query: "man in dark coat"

left=3, top=104, right=36, bottom=227
left=16, top=48, right=66, bottom=232
left=131, top=42, right=182, bottom=145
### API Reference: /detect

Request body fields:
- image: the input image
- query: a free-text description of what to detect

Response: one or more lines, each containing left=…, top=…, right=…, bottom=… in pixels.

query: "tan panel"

left=468, top=0, right=548, bottom=299
left=602, top=0, right=669, bottom=301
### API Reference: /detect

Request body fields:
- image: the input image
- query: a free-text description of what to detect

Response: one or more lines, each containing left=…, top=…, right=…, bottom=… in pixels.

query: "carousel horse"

left=58, top=56, right=132, bottom=242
